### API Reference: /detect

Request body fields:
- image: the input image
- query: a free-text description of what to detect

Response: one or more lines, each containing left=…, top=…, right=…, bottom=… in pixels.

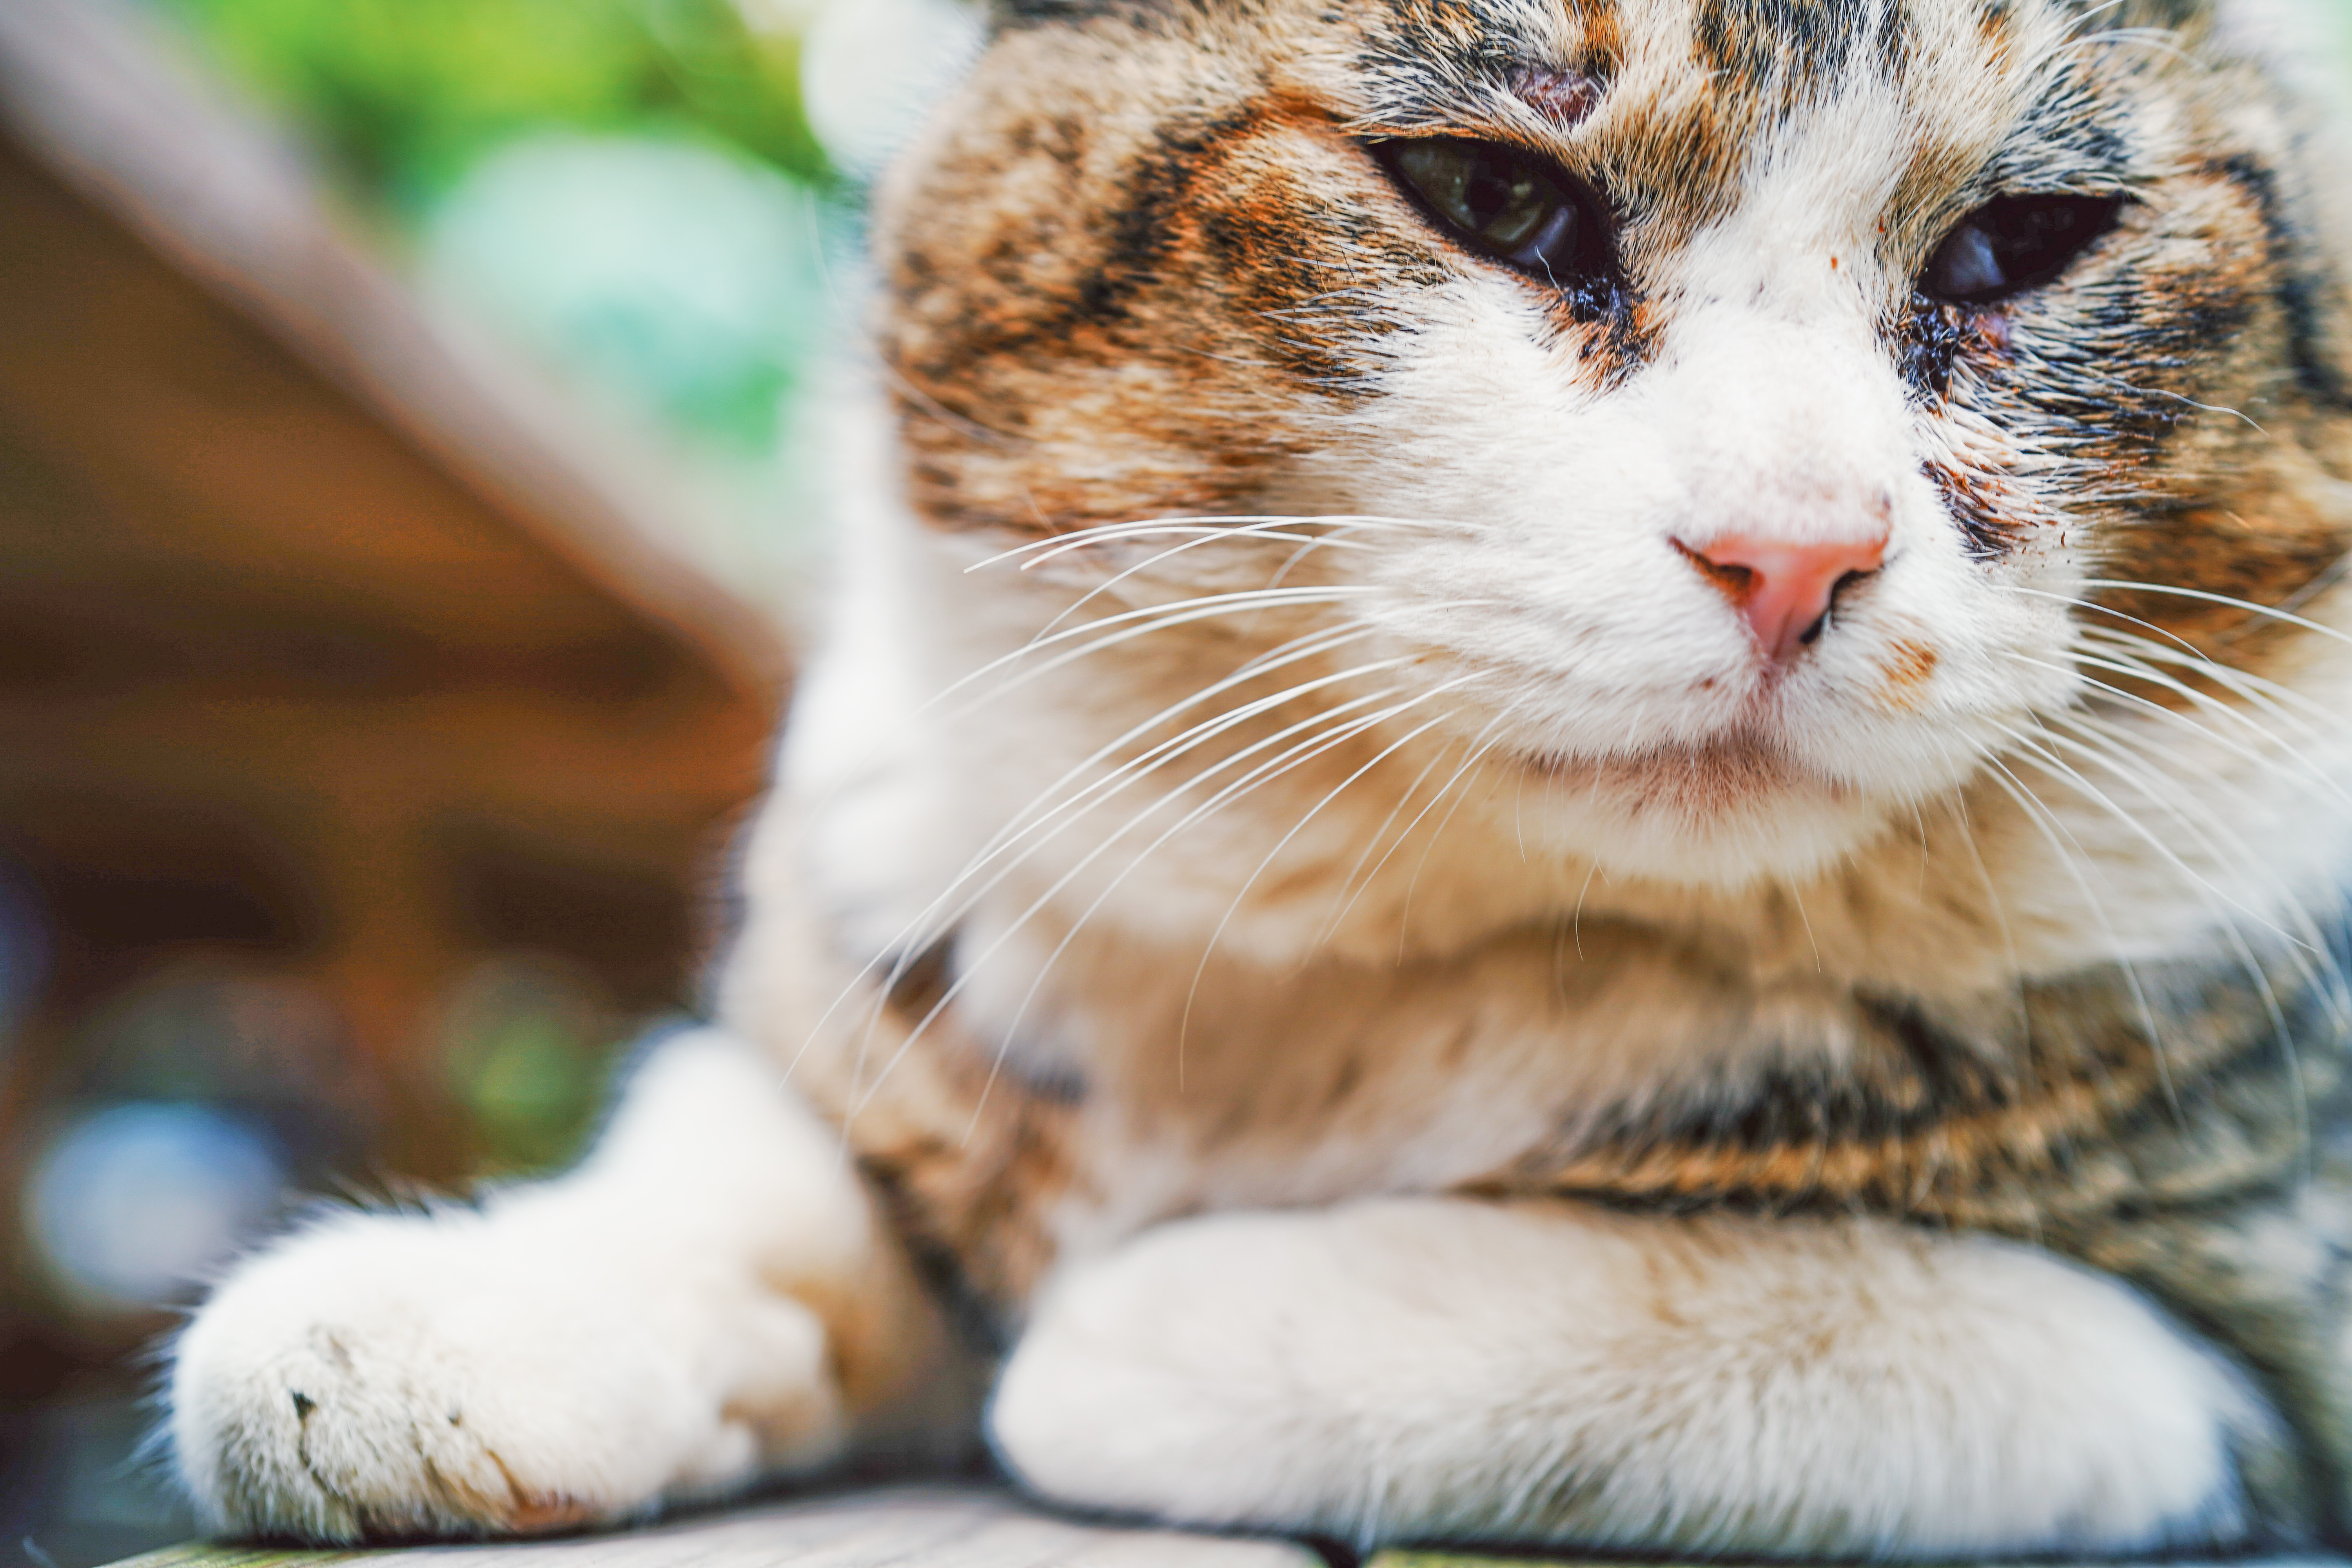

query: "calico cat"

left=169, top=0, right=2352, bottom=1553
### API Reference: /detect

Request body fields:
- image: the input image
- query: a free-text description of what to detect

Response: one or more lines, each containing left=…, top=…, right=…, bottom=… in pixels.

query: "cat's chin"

left=1516, top=739, right=1901, bottom=890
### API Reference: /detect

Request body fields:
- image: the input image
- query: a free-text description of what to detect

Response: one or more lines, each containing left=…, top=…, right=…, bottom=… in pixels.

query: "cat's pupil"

left=1923, top=194, right=2125, bottom=307
left=1933, top=225, right=2006, bottom=299
left=1459, top=160, right=1547, bottom=248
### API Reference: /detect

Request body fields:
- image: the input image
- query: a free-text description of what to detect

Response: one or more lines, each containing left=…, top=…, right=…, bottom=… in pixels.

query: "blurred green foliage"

left=157, top=0, right=830, bottom=213
left=155, top=0, right=843, bottom=471
left=437, top=958, right=618, bottom=1174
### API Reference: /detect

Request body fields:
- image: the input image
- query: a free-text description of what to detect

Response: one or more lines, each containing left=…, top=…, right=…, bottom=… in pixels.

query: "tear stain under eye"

left=1922, top=456, right=2017, bottom=562
left=1906, top=299, right=2014, bottom=397
left=1898, top=296, right=1969, bottom=400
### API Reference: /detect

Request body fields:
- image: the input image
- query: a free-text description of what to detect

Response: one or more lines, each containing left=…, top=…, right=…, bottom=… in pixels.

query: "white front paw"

left=171, top=1209, right=842, bottom=1541
left=992, top=1203, right=2292, bottom=1557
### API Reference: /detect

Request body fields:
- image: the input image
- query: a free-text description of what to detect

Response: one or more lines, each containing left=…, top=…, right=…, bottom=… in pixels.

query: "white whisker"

left=1998, top=720, right=2302, bottom=949
left=931, top=683, right=1469, bottom=1131
left=849, top=682, right=1436, bottom=1120
left=1978, top=757, right=2178, bottom=1113
left=1310, top=704, right=1525, bottom=951
left=2072, top=579, right=2352, bottom=654
left=1174, top=684, right=1481, bottom=1056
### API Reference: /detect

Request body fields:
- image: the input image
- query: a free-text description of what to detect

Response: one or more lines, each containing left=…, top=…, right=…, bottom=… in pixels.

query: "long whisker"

left=2075, top=661, right=2351, bottom=813
left=2044, top=711, right=2333, bottom=946
left=1978, top=756, right=2178, bottom=1114
left=813, top=522, right=1456, bottom=1046
left=965, top=585, right=1380, bottom=706
left=846, top=587, right=1380, bottom=789
left=842, top=661, right=1417, bottom=1049
left=1304, top=729, right=1473, bottom=947
left=888, top=608, right=1476, bottom=964
left=2031, top=713, right=2319, bottom=1160
left=2044, top=707, right=2346, bottom=1000
left=982, top=626, right=1392, bottom=853
left=843, top=587, right=1486, bottom=1050
left=1946, top=788, right=2031, bottom=1049
left=1313, top=704, right=1526, bottom=950
left=801, top=625, right=1395, bottom=1086
left=973, top=513, right=1460, bottom=573
left=2071, top=579, right=2352, bottom=654
left=1996, top=581, right=2212, bottom=662
left=2076, top=626, right=2352, bottom=746
left=1398, top=729, right=1521, bottom=961
left=1987, top=582, right=2352, bottom=767
left=904, top=683, right=1466, bottom=1129
left=849, top=681, right=1435, bottom=1118
left=1011, top=524, right=1384, bottom=644
left=1998, top=720, right=2304, bottom=948
left=1174, top=684, right=1481, bottom=1058
left=2001, top=649, right=2352, bottom=812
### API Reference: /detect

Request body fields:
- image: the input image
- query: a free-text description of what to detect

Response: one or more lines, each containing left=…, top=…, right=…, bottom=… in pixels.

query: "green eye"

left=1378, top=137, right=1615, bottom=294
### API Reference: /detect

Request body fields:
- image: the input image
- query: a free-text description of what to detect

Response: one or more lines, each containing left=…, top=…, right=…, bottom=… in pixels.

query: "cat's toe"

left=169, top=1209, right=817, bottom=1541
left=174, top=1312, right=585, bottom=1540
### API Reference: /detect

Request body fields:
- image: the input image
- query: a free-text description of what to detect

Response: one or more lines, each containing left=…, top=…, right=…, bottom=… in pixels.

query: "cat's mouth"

left=1526, top=731, right=1847, bottom=813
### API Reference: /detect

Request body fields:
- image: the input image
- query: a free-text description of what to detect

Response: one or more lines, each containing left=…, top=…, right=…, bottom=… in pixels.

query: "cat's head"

left=868, top=0, right=2352, bottom=896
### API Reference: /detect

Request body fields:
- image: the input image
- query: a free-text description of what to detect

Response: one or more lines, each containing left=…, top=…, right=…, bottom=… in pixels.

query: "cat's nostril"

left=1674, top=530, right=1889, bottom=665
left=1672, top=544, right=1755, bottom=600
left=1796, top=570, right=1878, bottom=647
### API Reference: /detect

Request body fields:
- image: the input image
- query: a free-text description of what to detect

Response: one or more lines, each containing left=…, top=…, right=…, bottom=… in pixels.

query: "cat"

left=168, top=0, right=2352, bottom=1553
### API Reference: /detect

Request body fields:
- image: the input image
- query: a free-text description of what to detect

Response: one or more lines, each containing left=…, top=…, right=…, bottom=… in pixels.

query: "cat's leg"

left=170, top=1029, right=962, bottom=1542
left=991, top=1197, right=2301, bottom=1557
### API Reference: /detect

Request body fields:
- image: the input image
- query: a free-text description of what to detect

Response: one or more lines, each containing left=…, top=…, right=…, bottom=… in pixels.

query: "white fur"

left=170, top=1031, right=950, bottom=1538
left=993, top=1199, right=2285, bottom=1556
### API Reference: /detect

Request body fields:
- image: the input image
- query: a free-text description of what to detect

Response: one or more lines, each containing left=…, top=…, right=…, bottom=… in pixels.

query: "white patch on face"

left=782, top=0, right=2352, bottom=1002
left=1297, top=81, right=2080, bottom=889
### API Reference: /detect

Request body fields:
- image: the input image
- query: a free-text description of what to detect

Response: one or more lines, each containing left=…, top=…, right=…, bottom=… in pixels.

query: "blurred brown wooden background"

left=0, top=0, right=790, bottom=1408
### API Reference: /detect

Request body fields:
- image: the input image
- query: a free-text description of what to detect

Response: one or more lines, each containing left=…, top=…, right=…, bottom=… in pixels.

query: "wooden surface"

left=106, top=1487, right=1322, bottom=1568
left=93, top=1485, right=2352, bottom=1568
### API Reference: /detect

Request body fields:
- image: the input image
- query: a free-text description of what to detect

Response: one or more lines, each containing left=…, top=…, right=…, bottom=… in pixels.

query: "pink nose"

left=1676, top=530, right=1890, bottom=664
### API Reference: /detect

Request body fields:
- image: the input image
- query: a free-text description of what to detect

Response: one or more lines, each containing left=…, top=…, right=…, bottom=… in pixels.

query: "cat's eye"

left=1377, top=137, right=1614, bottom=293
left=1922, top=194, right=2126, bottom=306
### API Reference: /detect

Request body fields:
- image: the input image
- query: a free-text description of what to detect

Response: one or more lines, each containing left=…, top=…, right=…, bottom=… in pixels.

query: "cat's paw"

left=171, top=1206, right=843, bottom=1541
left=991, top=1201, right=2295, bottom=1556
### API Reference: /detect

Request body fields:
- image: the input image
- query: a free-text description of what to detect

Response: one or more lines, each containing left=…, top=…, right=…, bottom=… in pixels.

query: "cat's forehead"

left=1326, top=0, right=2184, bottom=211
left=1344, top=0, right=2185, bottom=100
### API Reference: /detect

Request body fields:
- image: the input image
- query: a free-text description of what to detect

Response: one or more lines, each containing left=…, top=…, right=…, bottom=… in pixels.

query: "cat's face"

left=874, top=0, right=2352, bottom=892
